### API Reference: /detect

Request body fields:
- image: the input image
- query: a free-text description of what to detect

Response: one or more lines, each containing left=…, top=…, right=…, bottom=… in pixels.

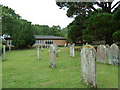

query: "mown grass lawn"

left=2, top=47, right=118, bottom=88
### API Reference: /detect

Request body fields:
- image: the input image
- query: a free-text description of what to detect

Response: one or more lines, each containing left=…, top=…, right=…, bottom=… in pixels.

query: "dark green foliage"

left=112, top=9, right=120, bottom=42
left=56, top=1, right=120, bottom=17
left=2, top=5, right=35, bottom=48
left=12, top=19, right=35, bottom=48
left=84, top=13, right=118, bottom=44
left=67, top=15, right=86, bottom=42
left=113, top=30, right=120, bottom=42
left=32, top=25, right=65, bottom=37
left=56, top=1, right=120, bottom=44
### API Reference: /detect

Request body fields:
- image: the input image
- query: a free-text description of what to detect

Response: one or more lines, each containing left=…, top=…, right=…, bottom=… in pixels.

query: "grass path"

left=2, top=47, right=118, bottom=88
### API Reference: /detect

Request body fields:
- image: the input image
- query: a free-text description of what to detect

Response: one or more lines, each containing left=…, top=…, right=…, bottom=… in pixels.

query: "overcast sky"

left=0, top=0, right=119, bottom=28
left=0, top=0, right=74, bottom=28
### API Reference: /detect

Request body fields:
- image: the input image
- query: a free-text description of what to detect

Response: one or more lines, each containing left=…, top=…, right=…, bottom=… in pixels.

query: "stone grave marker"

left=81, top=45, right=97, bottom=88
left=106, top=44, right=110, bottom=63
left=70, top=43, right=75, bottom=57
left=118, top=49, right=120, bottom=65
left=108, top=43, right=119, bottom=65
left=37, top=46, right=40, bottom=60
left=49, top=45, right=56, bottom=68
left=54, top=44, right=60, bottom=57
left=2, top=45, right=6, bottom=60
left=64, top=43, right=67, bottom=47
left=97, top=45, right=106, bottom=63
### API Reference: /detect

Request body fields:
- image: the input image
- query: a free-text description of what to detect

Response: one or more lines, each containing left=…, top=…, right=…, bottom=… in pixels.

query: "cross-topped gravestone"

left=70, top=43, right=75, bottom=57
left=97, top=45, right=106, bottom=63
left=37, top=46, right=40, bottom=60
left=81, top=45, right=97, bottom=88
left=108, top=43, right=119, bottom=65
left=2, top=45, right=6, bottom=60
left=49, top=45, right=56, bottom=68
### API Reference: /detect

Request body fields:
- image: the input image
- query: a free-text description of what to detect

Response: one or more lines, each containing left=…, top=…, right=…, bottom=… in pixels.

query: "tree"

left=12, top=19, right=35, bottom=48
left=112, top=8, right=120, bottom=42
left=56, top=1, right=120, bottom=17
left=67, top=15, right=86, bottom=42
left=113, top=30, right=120, bottom=42
left=2, top=5, right=21, bottom=35
left=84, top=13, right=118, bottom=45
left=2, top=5, right=35, bottom=48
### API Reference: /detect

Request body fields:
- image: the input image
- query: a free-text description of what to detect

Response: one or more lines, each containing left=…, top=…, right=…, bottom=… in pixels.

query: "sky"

left=0, top=0, right=119, bottom=28
left=0, top=0, right=74, bottom=28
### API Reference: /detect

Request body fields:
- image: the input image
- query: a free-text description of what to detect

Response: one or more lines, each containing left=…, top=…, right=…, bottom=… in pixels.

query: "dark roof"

left=35, top=35, right=66, bottom=40
left=4, top=35, right=66, bottom=40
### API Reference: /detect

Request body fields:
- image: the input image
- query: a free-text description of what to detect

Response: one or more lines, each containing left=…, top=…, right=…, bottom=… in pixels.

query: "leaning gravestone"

left=81, top=45, right=97, bottom=88
left=97, top=45, right=106, bottom=63
left=49, top=45, right=56, bottom=68
left=2, top=45, right=6, bottom=60
left=37, top=46, right=40, bottom=60
left=108, top=43, right=119, bottom=65
left=70, top=43, right=75, bottom=57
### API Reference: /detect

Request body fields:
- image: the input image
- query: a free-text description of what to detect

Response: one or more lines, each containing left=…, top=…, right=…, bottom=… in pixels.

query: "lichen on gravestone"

left=81, top=45, right=97, bottom=88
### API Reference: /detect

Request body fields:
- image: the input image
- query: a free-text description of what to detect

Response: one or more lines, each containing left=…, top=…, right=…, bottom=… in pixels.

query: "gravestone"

left=81, top=45, right=97, bottom=88
left=108, top=43, right=119, bottom=65
left=54, top=44, right=60, bottom=57
left=70, top=43, right=75, bottom=57
left=2, top=45, right=6, bottom=60
left=41, top=45, right=43, bottom=51
left=64, top=43, right=67, bottom=47
left=97, top=45, right=106, bottom=63
left=106, top=44, right=110, bottom=63
left=37, top=46, right=40, bottom=60
left=49, top=45, right=56, bottom=68
left=118, top=50, right=120, bottom=65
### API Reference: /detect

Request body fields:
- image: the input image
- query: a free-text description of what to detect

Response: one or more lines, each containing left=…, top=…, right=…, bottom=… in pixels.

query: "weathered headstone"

left=118, top=50, right=120, bottom=65
left=37, top=46, right=40, bottom=60
left=108, top=43, right=119, bottom=65
left=49, top=45, right=56, bottom=68
left=97, top=45, right=106, bottom=63
left=54, top=44, right=60, bottom=57
left=106, top=44, right=110, bottom=63
left=70, top=43, right=75, bottom=57
left=81, top=45, right=97, bottom=88
left=2, top=45, right=6, bottom=60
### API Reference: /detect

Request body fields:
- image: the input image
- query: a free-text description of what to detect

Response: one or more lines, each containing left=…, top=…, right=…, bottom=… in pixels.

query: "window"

left=45, top=40, right=53, bottom=45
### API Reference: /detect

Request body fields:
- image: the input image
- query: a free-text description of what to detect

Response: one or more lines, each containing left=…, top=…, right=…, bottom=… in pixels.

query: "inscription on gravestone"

left=108, top=43, right=119, bottom=65
left=81, top=45, right=97, bottom=88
